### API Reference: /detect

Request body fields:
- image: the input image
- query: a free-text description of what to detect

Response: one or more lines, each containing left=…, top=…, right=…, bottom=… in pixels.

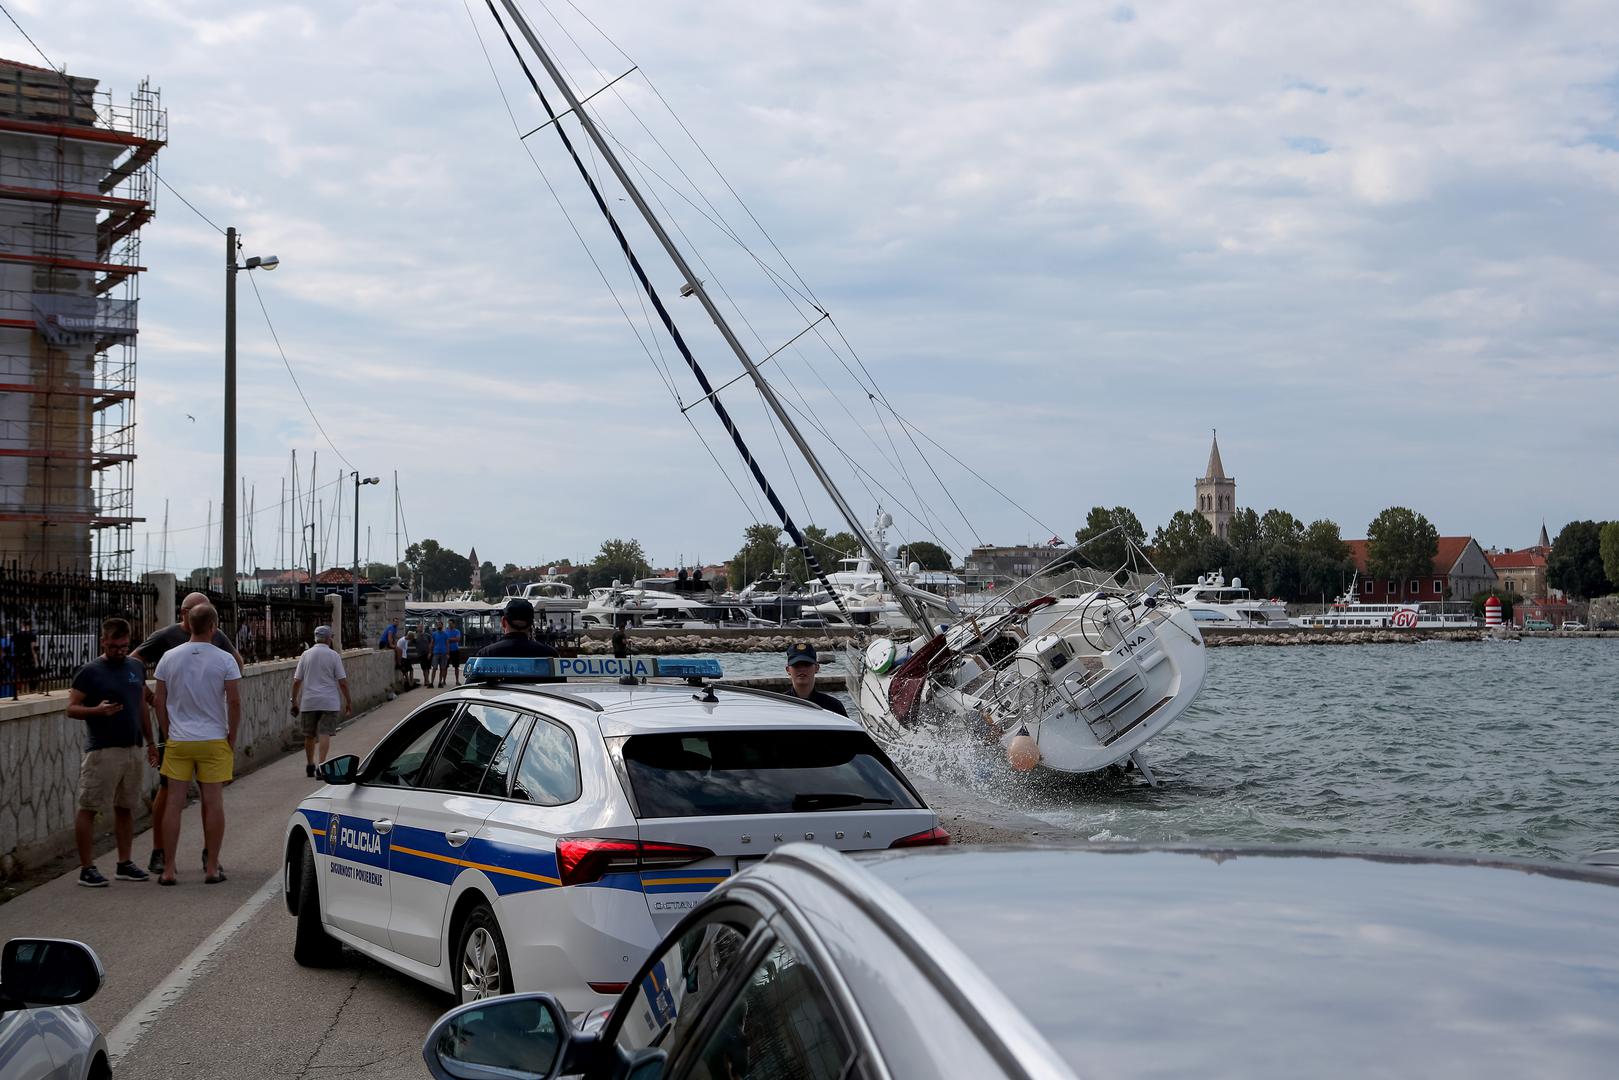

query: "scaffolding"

left=0, top=59, right=165, bottom=579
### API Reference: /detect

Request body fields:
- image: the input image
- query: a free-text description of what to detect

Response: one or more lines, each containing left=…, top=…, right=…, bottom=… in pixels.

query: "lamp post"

left=223, top=227, right=279, bottom=607
left=352, top=473, right=380, bottom=621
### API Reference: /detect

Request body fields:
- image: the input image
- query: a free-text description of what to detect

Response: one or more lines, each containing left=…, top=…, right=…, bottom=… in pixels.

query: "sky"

left=6, top=0, right=1617, bottom=576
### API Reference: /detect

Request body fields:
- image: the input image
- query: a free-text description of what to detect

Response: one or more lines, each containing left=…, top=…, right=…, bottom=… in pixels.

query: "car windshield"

left=620, top=729, right=921, bottom=818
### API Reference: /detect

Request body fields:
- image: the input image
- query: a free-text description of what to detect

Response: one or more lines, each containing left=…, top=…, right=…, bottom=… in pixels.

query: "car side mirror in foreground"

left=318, top=755, right=360, bottom=785
left=0, top=939, right=104, bottom=1009
left=423, top=992, right=596, bottom=1080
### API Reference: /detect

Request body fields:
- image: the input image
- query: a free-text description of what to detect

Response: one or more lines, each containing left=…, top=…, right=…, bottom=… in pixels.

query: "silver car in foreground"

left=0, top=938, right=109, bottom=1080
left=423, top=842, right=1619, bottom=1079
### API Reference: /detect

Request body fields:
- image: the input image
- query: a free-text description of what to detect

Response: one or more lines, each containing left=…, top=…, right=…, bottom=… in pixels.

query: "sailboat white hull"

left=852, top=599, right=1206, bottom=775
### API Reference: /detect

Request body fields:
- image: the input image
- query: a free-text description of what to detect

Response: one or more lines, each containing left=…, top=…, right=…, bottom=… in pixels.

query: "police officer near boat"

left=785, top=643, right=847, bottom=716
left=477, top=598, right=559, bottom=659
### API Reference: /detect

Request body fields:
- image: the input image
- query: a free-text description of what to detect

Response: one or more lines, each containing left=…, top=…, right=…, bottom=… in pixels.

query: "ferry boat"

left=1291, top=574, right=1478, bottom=630
left=1172, top=572, right=1290, bottom=628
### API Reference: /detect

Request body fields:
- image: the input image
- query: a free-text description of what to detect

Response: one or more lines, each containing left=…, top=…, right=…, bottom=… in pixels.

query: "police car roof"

left=466, top=680, right=864, bottom=738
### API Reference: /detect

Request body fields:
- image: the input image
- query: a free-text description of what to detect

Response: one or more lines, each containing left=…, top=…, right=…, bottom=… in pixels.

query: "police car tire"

left=293, top=844, right=344, bottom=968
left=454, top=903, right=513, bottom=1004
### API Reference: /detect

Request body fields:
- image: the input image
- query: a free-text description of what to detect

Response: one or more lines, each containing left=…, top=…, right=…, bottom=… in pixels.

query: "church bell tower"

left=1195, top=430, right=1236, bottom=540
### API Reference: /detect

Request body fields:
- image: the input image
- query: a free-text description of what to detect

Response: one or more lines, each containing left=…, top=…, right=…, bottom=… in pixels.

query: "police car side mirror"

left=0, top=939, right=104, bottom=1010
left=318, top=755, right=360, bottom=785
left=422, top=992, right=586, bottom=1080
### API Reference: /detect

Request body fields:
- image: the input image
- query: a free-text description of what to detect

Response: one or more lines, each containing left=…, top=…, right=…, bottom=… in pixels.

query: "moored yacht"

left=1172, top=572, right=1290, bottom=628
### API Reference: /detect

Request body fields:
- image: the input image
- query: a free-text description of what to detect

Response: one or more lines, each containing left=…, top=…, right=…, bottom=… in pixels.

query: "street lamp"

left=223, top=227, right=279, bottom=608
left=353, top=473, right=380, bottom=620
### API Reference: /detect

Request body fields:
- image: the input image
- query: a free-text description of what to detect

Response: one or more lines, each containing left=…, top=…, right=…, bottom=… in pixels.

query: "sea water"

left=706, top=641, right=1619, bottom=862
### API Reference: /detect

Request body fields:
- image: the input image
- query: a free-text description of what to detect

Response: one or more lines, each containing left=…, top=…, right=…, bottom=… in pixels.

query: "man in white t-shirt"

left=292, top=625, right=351, bottom=779
left=153, top=603, right=242, bottom=886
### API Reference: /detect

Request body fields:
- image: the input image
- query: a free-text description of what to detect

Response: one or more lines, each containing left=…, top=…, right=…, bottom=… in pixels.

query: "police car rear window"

left=621, top=730, right=921, bottom=818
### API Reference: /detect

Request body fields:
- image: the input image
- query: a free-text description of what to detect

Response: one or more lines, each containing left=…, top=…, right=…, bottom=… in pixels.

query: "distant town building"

left=1485, top=523, right=1556, bottom=601
left=1343, top=537, right=1497, bottom=602
left=1194, top=430, right=1236, bottom=540
left=0, top=60, right=164, bottom=576
left=963, top=544, right=1063, bottom=588
left=469, top=546, right=480, bottom=591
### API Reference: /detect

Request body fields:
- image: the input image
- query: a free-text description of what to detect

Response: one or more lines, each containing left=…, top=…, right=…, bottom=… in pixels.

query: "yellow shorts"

left=160, top=739, right=234, bottom=784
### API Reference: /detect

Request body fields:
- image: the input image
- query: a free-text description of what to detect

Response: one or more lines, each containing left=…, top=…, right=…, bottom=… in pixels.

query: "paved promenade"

left=0, top=686, right=455, bottom=1079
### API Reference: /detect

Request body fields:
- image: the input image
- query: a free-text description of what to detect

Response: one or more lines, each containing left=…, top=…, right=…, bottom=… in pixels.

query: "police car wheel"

left=455, top=904, right=512, bottom=1003
left=293, top=843, right=344, bottom=968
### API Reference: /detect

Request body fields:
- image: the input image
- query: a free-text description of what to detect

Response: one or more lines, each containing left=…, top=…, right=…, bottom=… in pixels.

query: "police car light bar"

left=463, top=655, right=723, bottom=681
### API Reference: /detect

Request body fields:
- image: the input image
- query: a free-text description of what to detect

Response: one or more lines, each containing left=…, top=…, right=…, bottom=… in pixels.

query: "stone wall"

left=0, top=647, right=395, bottom=880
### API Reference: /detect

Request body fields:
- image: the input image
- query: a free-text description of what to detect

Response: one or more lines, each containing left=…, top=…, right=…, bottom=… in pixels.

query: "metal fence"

left=0, top=564, right=156, bottom=697
left=198, top=587, right=360, bottom=665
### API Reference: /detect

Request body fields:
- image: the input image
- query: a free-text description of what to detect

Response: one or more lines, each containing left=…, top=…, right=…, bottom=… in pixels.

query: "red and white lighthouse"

left=1484, top=595, right=1502, bottom=627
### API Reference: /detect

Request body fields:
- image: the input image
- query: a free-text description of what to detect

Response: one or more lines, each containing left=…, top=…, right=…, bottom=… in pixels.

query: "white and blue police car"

left=283, top=655, right=946, bottom=1011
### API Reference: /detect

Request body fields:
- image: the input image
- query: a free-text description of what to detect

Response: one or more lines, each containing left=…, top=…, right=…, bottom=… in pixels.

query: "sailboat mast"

left=494, top=0, right=928, bottom=626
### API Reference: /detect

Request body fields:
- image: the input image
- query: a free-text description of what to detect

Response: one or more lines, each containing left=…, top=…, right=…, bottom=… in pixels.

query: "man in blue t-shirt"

left=445, top=621, right=463, bottom=685
left=67, top=617, right=157, bottom=887
left=431, top=621, right=449, bottom=687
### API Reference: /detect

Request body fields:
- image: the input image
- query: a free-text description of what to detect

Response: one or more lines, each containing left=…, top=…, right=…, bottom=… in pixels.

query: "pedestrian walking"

left=431, top=620, right=449, bottom=687
left=66, top=617, right=156, bottom=887
left=612, top=623, right=629, bottom=659
left=13, top=616, right=39, bottom=694
left=132, top=591, right=244, bottom=876
left=291, top=626, right=351, bottom=778
left=152, top=603, right=241, bottom=885
left=784, top=643, right=847, bottom=716
left=446, top=620, right=463, bottom=685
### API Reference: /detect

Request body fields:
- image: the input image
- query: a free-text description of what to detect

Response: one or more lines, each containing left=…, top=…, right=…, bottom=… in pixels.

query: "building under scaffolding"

left=0, top=58, right=164, bottom=578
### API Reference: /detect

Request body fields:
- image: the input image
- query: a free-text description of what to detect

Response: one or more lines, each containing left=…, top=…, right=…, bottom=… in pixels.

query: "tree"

left=1073, top=506, right=1146, bottom=574
left=1602, top=522, right=1619, bottom=591
left=729, top=523, right=785, bottom=588
left=403, top=540, right=470, bottom=598
left=478, top=561, right=503, bottom=600
left=1224, top=507, right=1264, bottom=593
left=589, top=538, right=651, bottom=588
left=903, top=541, right=953, bottom=571
left=1298, top=519, right=1354, bottom=601
left=1365, top=507, right=1439, bottom=603
left=362, top=561, right=396, bottom=585
left=1151, top=511, right=1213, bottom=584
left=1547, top=520, right=1616, bottom=599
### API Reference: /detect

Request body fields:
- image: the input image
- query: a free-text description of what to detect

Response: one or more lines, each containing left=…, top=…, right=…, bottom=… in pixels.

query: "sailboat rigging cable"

left=483, top=0, right=856, bottom=620
left=520, top=1, right=988, bottom=557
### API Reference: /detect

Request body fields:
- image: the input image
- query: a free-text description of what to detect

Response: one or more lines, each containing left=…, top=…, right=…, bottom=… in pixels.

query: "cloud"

left=7, top=0, right=1618, bottom=570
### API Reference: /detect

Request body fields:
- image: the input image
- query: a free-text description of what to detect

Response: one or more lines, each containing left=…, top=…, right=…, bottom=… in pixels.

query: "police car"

left=282, top=655, right=945, bottom=1011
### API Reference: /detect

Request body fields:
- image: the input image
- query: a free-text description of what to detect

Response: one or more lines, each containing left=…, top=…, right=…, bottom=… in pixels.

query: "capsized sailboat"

left=477, top=0, right=1206, bottom=778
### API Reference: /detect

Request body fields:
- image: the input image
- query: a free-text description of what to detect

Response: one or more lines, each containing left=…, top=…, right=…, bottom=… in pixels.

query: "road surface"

left=0, top=686, right=458, bottom=1079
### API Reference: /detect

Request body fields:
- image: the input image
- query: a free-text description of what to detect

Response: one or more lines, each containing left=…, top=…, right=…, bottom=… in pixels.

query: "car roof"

left=454, top=680, right=865, bottom=738
left=835, top=845, right=1619, bottom=1078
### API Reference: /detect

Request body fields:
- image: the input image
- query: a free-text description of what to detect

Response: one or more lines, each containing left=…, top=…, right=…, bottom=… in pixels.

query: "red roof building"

left=1344, top=536, right=1497, bottom=603
left=1485, top=548, right=1550, bottom=601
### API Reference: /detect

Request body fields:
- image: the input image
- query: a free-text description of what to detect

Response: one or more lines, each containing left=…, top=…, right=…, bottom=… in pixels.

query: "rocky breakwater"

left=1204, top=628, right=1485, bottom=647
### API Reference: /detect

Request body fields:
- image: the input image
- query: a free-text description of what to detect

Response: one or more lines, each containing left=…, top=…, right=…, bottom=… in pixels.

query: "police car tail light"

left=556, top=837, right=714, bottom=887
left=889, top=826, right=952, bottom=848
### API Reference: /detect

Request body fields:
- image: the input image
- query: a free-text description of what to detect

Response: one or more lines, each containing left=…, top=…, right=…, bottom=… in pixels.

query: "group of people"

left=67, top=591, right=350, bottom=888
left=65, top=593, right=842, bottom=888
left=379, top=619, right=463, bottom=688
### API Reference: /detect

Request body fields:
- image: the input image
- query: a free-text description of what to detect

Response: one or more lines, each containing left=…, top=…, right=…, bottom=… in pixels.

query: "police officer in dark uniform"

left=477, top=599, right=561, bottom=660
left=785, top=643, right=847, bottom=716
